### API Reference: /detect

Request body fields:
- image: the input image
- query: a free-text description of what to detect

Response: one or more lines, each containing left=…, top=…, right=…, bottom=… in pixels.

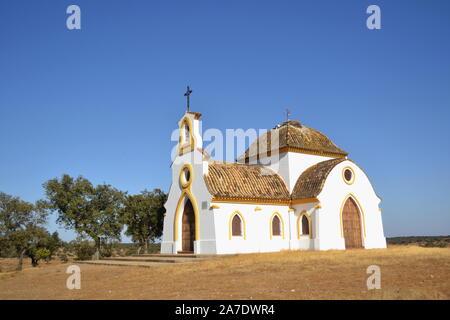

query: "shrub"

left=58, top=251, right=69, bottom=263
left=125, top=244, right=139, bottom=256
left=100, top=242, right=114, bottom=257
left=35, top=248, right=51, bottom=262
left=74, top=240, right=95, bottom=260
left=419, top=241, right=447, bottom=248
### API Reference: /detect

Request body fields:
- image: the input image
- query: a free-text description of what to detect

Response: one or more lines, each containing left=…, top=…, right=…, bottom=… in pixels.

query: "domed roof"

left=291, top=158, right=347, bottom=200
left=237, top=120, right=348, bottom=162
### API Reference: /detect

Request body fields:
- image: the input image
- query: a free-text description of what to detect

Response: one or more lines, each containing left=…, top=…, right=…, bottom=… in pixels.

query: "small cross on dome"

left=285, top=109, right=291, bottom=121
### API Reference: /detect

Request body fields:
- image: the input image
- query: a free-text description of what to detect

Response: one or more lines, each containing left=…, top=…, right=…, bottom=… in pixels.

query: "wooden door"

left=182, top=200, right=195, bottom=252
left=342, top=198, right=363, bottom=249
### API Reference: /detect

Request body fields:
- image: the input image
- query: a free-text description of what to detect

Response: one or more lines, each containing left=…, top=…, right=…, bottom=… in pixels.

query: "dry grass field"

left=0, top=245, right=449, bottom=300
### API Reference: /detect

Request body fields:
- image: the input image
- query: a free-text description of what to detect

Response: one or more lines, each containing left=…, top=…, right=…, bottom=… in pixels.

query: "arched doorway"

left=342, top=197, right=363, bottom=249
left=181, top=199, right=195, bottom=252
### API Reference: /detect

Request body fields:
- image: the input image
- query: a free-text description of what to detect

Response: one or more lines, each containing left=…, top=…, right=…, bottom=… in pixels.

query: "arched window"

left=232, top=214, right=242, bottom=236
left=184, top=120, right=190, bottom=143
left=179, top=118, right=195, bottom=156
left=301, top=215, right=310, bottom=236
left=272, top=215, right=281, bottom=236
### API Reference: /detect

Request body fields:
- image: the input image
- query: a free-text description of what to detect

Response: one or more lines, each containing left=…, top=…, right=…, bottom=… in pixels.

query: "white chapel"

left=161, top=109, right=387, bottom=254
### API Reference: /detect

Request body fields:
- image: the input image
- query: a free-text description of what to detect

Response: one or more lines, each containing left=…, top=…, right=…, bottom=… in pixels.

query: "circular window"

left=344, top=169, right=352, bottom=181
left=342, top=167, right=355, bottom=184
left=180, top=165, right=192, bottom=188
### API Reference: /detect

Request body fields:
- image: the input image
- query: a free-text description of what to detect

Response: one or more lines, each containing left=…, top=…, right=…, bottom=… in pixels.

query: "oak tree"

left=120, top=189, right=167, bottom=254
left=0, top=192, right=49, bottom=270
left=43, top=174, right=124, bottom=260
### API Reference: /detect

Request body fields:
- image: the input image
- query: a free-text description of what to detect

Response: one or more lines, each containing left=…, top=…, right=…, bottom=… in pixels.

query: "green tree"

left=120, top=189, right=167, bottom=254
left=26, top=229, right=62, bottom=266
left=43, top=174, right=124, bottom=260
left=0, top=192, right=49, bottom=271
left=47, top=231, right=62, bottom=258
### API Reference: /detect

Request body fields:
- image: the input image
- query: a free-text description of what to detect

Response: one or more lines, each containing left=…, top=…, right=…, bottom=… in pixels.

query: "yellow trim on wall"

left=179, top=164, right=193, bottom=189
left=178, top=116, right=195, bottom=156
left=173, top=164, right=199, bottom=243
left=211, top=197, right=320, bottom=206
left=291, top=197, right=319, bottom=205
left=228, top=211, right=247, bottom=240
left=339, top=193, right=366, bottom=238
left=315, top=204, right=322, bottom=209
left=288, top=208, right=295, bottom=212
left=211, top=197, right=290, bottom=206
left=297, top=210, right=312, bottom=239
left=186, top=111, right=202, bottom=120
left=173, top=189, right=200, bottom=242
left=210, top=204, right=220, bottom=209
left=244, top=146, right=347, bottom=162
left=254, top=206, right=262, bottom=211
left=269, top=212, right=285, bottom=240
left=342, top=166, right=355, bottom=185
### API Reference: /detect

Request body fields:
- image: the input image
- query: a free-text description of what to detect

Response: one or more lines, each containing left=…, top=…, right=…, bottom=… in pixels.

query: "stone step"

left=76, top=254, right=235, bottom=268
left=132, top=253, right=234, bottom=259
left=76, top=260, right=175, bottom=268
left=100, top=256, right=201, bottom=263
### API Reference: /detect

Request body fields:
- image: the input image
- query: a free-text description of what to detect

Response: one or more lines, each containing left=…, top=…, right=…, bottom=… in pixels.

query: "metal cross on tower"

left=184, top=86, right=193, bottom=111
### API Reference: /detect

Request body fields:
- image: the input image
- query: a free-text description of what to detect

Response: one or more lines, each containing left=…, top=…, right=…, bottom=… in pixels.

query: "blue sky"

left=1, top=0, right=449, bottom=241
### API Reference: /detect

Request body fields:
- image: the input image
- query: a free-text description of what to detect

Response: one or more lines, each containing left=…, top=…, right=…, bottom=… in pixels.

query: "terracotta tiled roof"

left=237, top=120, right=348, bottom=161
left=204, top=161, right=290, bottom=201
left=291, top=158, right=347, bottom=200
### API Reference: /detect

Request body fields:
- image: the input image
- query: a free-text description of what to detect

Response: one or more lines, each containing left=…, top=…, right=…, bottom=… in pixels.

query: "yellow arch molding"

left=297, top=210, right=312, bottom=239
left=269, top=212, right=285, bottom=240
left=339, top=193, right=366, bottom=238
left=178, top=116, right=196, bottom=156
left=173, top=189, right=200, bottom=242
left=342, top=166, right=355, bottom=185
left=228, top=210, right=247, bottom=240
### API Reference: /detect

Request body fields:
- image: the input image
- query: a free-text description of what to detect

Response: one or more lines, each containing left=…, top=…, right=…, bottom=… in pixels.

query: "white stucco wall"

left=290, top=202, right=319, bottom=250
left=316, top=160, right=386, bottom=250
left=285, top=153, right=333, bottom=192
left=210, top=203, right=291, bottom=254
left=251, top=152, right=333, bottom=192
left=161, top=148, right=217, bottom=254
